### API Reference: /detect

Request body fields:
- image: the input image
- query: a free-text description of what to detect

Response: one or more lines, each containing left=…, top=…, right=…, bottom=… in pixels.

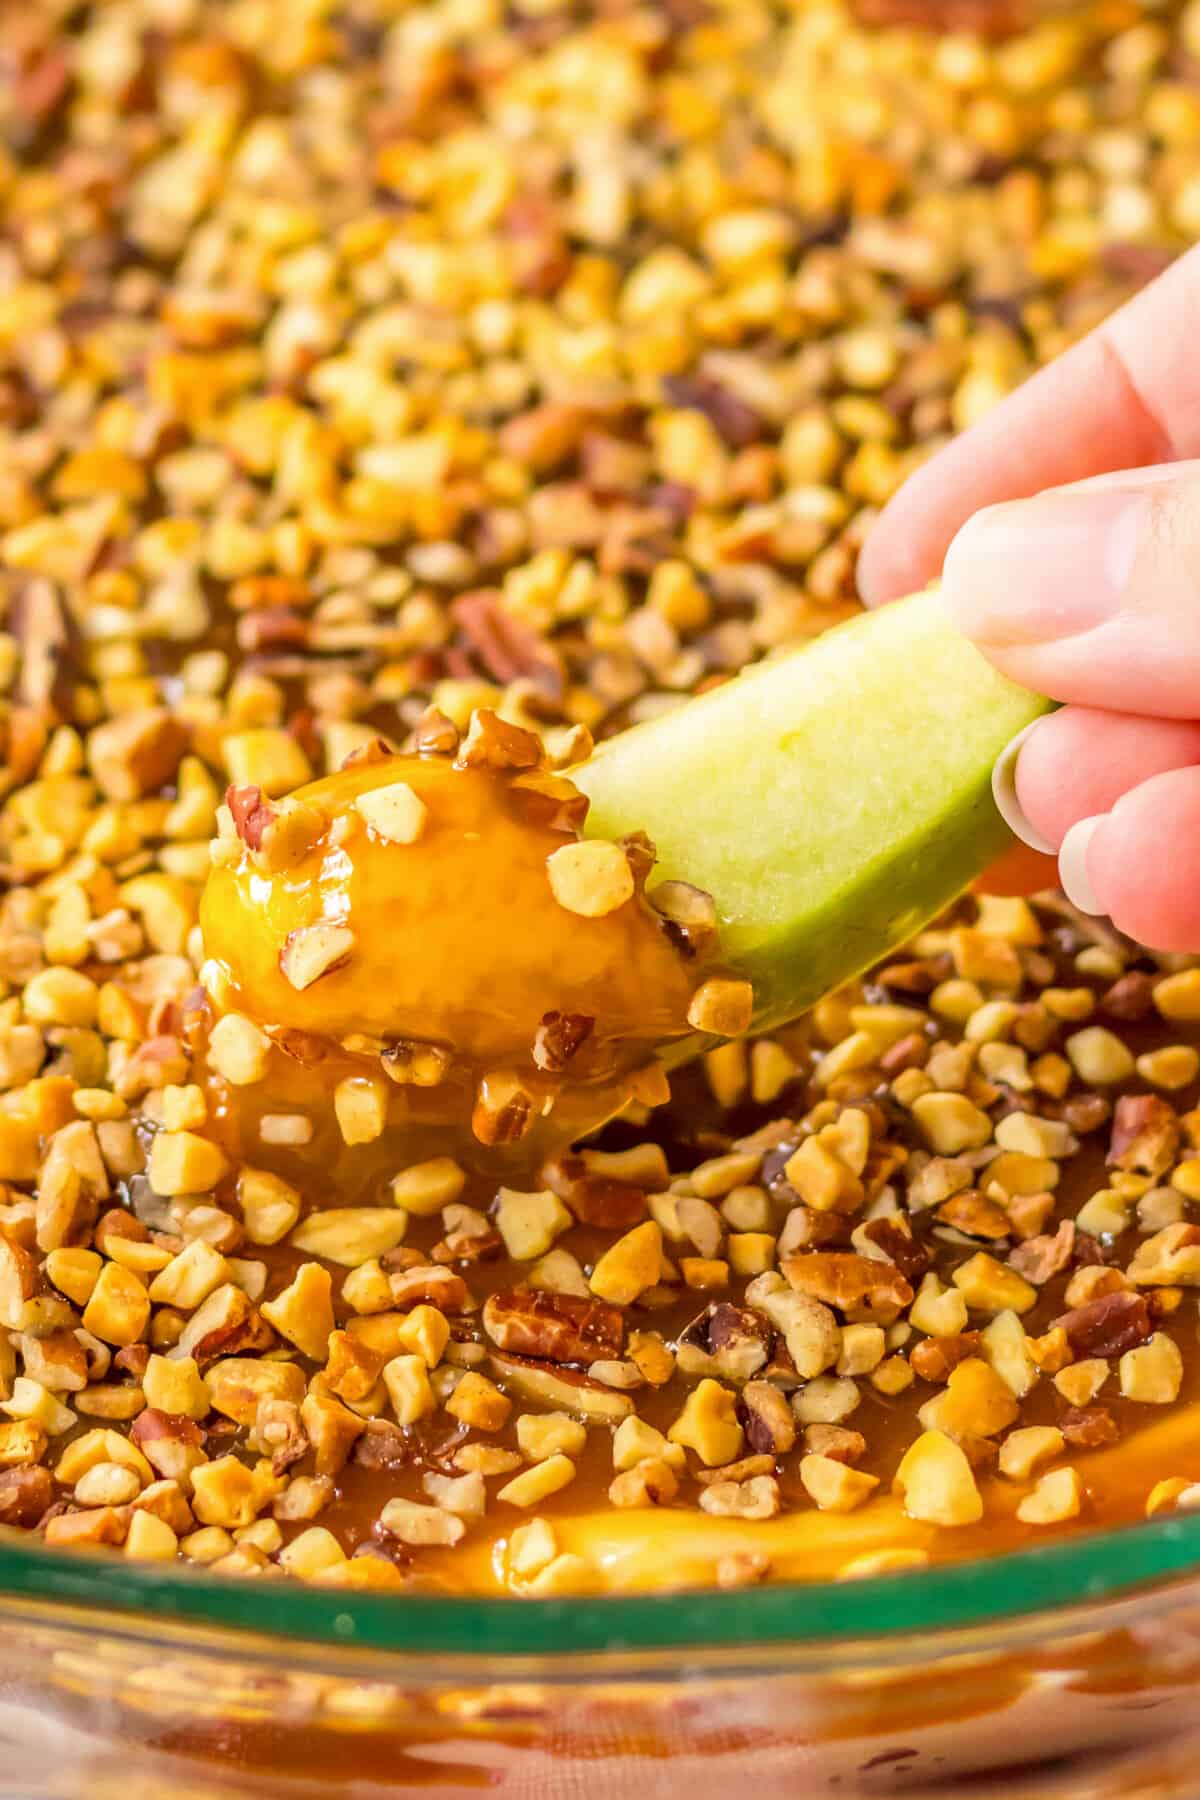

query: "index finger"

left=857, top=241, right=1200, bottom=605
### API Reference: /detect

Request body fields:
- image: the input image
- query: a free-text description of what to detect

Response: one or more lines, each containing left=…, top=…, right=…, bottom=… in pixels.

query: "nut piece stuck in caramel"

left=200, top=720, right=724, bottom=1131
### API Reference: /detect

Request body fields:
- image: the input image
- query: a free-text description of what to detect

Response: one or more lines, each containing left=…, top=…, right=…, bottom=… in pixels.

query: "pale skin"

left=861, top=239, right=1200, bottom=953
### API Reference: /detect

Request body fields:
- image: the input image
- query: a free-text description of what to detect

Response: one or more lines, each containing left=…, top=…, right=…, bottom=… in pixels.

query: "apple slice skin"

left=575, top=590, right=1051, bottom=1034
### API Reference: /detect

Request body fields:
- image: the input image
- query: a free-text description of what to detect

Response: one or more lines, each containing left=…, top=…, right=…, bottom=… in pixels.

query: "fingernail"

left=1058, top=814, right=1106, bottom=916
left=943, top=487, right=1146, bottom=645
left=991, top=721, right=1056, bottom=855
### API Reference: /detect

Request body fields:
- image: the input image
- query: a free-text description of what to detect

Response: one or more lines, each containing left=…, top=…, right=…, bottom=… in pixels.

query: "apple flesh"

left=575, top=589, right=1050, bottom=1034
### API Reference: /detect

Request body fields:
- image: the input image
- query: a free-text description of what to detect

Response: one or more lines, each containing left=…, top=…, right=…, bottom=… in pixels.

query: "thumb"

left=942, top=462, right=1200, bottom=717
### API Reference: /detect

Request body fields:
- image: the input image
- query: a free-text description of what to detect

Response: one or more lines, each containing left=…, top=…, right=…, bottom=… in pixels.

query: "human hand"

left=859, top=242, right=1200, bottom=950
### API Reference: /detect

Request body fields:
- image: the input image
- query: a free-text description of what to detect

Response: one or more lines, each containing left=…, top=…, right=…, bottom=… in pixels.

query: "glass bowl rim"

left=4, top=1508, right=1200, bottom=1658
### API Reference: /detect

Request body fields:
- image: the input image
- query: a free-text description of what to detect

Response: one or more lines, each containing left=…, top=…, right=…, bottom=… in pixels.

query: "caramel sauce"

left=199, top=749, right=699, bottom=1162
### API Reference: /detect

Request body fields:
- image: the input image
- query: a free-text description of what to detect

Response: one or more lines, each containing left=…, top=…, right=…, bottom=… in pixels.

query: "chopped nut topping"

left=998, top=1427, right=1066, bottom=1482
left=783, top=1254, right=913, bottom=1324
left=894, top=1431, right=983, bottom=1527
left=668, top=1379, right=744, bottom=1469
left=800, top=1454, right=879, bottom=1514
left=1054, top=1292, right=1152, bottom=1359
left=649, top=883, right=719, bottom=960
left=687, top=978, right=755, bottom=1038
left=353, top=783, right=428, bottom=847
left=483, top=1289, right=623, bottom=1364
left=472, top=1072, right=540, bottom=1147
left=546, top=841, right=636, bottom=919
left=589, top=1222, right=662, bottom=1307
left=532, top=1013, right=594, bottom=1074
left=279, top=922, right=355, bottom=993
left=1017, top=1466, right=1084, bottom=1526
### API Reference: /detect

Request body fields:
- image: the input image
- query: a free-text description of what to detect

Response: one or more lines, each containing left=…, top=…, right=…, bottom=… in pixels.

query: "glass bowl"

left=9, top=1512, right=1200, bottom=1799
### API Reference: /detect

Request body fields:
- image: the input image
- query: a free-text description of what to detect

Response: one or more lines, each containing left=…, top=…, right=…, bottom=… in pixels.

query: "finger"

left=940, top=462, right=1200, bottom=716
left=1006, top=708, right=1200, bottom=849
left=1063, top=766, right=1200, bottom=952
left=858, top=241, right=1200, bottom=606
left=973, top=841, right=1058, bottom=898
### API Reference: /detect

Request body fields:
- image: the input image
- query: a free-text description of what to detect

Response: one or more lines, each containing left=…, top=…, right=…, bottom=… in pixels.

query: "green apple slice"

left=575, top=588, right=1050, bottom=1034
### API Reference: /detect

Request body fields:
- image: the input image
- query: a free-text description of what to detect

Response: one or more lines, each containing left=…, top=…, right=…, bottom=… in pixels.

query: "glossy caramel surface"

left=201, top=754, right=695, bottom=1080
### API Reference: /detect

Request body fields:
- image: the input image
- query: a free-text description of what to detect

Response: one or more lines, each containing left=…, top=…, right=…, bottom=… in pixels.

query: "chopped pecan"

left=782, top=1252, right=913, bottom=1322
left=619, top=831, right=657, bottom=892
left=907, top=1156, right=975, bottom=1213
left=694, top=1454, right=776, bottom=1488
left=1101, top=972, right=1155, bottom=1020
left=663, top=374, right=764, bottom=449
left=1053, top=1291, right=1152, bottom=1358
left=236, top=608, right=310, bottom=653
left=1128, top=1222, right=1200, bottom=1285
left=936, top=1191, right=1010, bottom=1242
left=1073, top=1230, right=1121, bottom=1269
left=876, top=958, right=945, bottom=994
left=130, top=1408, right=207, bottom=1483
left=0, top=1465, right=54, bottom=1529
left=353, top=1420, right=412, bottom=1472
left=472, top=1071, right=538, bottom=1145
left=482, top=1288, right=624, bottom=1364
left=541, top=1152, right=646, bottom=1231
left=848, top=0, right=1031, bottom=37
left=253, top=1399, right=308, bottom=1474
left=94, top=1209, right=149, bottom=1255
left=909, top=1332, right=982, bottom=1383
left=115, top=1035, right=189, bottom=1100
left=388, top=1264, right=469, bottom=1314
left=678, top=1303, right=771, bottom=1381
left=87, top=708, right=187, bottom=802
left=738, top=1381, right=796, bottom=1455
left=12, top=579, right=71, bottom=713
left=1107, top=1096, right=1180, bottom=1177
left=413, top=708, right=460, bottom=756
left=452, top=592, right=563, bottom=698
left=279, top=922, right=354, bottom=992
left=0, top=1234, right=42, bottom=1331
left=2, top=705, right=48, bottom=789
left=879, top=1032, right=930, bottom=1076
left=432, top=1227, right=502, bottom=1265
left=532, top=1012, right=594, bottom=1073
left=113, top=1344, right=150, bottom=1382
left=488, top=1351, right=634, bottom=1422
left=509, top=771, right=590, bottom=835
left=131, top=1408, right=205, bottom=1453
left=454, top=709, right=541, bottom=772
left=15, top=44, right=73, bottom=132
left=759, top=1142, right=801, bottom=1204
left=183, top=1287, right=275, bottom=1365
left=1062, top=1094, right=1111, bottom=1135
left=803, top=1424, right=867, bottom=1466
left=708, top=1302, right=770, bottom=1355
left=380, top=1039, right=452, bottom=1087
left=859, top=1217, right=929, bottom=1280
left=340, top=737, right=394, bottom=772
left=1059, top=1405, right=1119, bottom=1449
left=1008, top=1220, right=1075, bottom=1286
left=649, top=881, right=719, bottom=960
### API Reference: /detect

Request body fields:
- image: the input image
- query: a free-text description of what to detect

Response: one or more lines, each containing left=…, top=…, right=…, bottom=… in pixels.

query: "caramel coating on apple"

left=199, top=746, right=696, bottom=1083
